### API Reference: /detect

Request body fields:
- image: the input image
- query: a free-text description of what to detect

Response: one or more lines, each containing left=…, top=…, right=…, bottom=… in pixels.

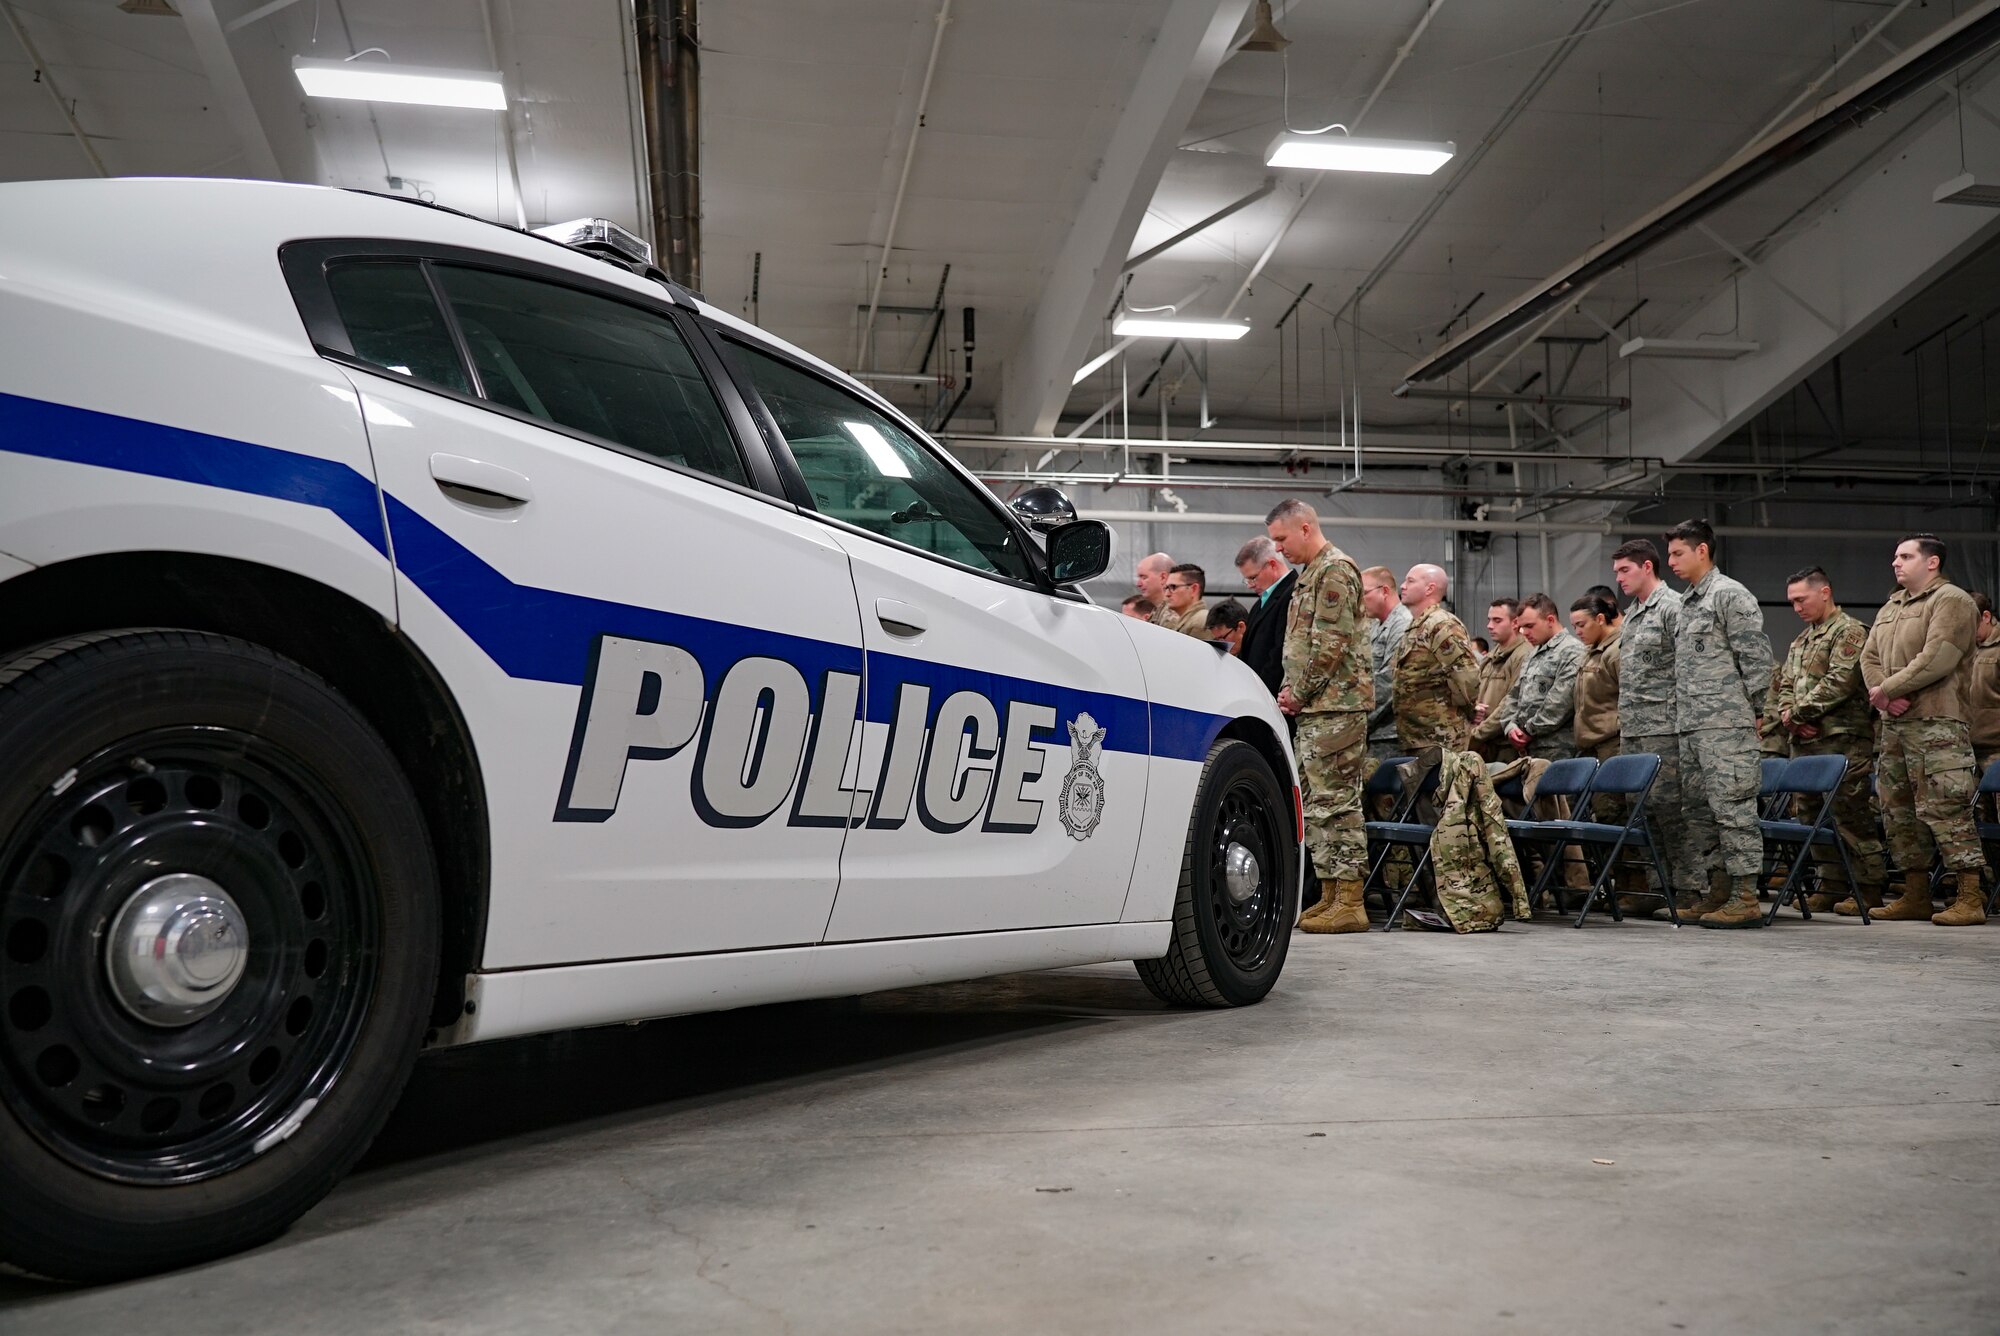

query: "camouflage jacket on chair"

left=1426, top=749, right=1531, bottom=932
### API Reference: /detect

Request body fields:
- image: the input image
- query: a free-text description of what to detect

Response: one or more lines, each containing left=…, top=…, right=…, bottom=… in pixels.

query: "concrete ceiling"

left=0, top=0, right=1992, bottom=459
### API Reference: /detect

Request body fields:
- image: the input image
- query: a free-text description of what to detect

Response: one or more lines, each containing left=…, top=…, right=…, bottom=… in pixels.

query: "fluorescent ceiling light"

left=1619, top=338, right=1761, bottom=361
left=842, top=421, right=912, bottom=478
left=1933, top=172, right=2000, bottom=207
left=293, top=56, right=506, bottom=110
left=1111, top=316, right=1252, bottom=340
left=1265, top=134, right=1455, bottom=175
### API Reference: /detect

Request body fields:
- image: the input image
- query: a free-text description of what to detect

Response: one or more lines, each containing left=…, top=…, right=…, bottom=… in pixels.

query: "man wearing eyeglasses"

left=1156, top=564, right=1210, bottom=638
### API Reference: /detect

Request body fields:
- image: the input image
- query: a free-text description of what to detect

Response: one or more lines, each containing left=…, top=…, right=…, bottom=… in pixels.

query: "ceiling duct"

left=1400, top=0, right=2000, bottom=387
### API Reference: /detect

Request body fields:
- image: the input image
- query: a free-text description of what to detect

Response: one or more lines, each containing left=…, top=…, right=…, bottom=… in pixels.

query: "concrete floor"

left=5, top=912, right=1997, bottom=1334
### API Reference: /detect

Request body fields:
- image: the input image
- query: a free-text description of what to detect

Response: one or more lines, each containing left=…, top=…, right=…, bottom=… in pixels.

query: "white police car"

left=0, top=178, right=1299, bottom=1280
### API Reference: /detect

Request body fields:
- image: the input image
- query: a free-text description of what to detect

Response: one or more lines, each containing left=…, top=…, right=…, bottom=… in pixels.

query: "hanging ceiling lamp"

left=1240, top=0, right=1290, bottom=53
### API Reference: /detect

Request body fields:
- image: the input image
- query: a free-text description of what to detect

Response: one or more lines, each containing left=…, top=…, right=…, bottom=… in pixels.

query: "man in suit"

left=1235, top=536, right=1294, bottom=698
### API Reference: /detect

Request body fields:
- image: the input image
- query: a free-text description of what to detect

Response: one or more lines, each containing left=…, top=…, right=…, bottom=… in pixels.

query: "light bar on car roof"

left=531, top=218, right=653, bottom=268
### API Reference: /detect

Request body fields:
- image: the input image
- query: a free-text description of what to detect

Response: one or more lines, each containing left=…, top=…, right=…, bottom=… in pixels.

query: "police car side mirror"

left=1044, top=519, right=1113, bottom=585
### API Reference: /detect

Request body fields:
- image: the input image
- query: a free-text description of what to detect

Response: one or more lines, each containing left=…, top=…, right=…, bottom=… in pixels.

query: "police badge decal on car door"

left=1060, top=712, right=1107, bottom=840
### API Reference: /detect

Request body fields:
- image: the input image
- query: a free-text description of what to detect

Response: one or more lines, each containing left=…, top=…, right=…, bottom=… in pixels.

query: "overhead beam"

left=1403, top=0, right=2000, bottom=386
left=180, top=0, right=320, bottom=181
left=995, top=0, right=1255, bottom=436
left=1122, top=179, right=1275, bottom=274
left=1617, top=74, right=2000, bottom=467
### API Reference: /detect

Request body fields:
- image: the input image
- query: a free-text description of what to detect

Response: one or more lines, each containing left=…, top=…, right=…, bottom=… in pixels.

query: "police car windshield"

left=724, top=342, right=1039, bottom=585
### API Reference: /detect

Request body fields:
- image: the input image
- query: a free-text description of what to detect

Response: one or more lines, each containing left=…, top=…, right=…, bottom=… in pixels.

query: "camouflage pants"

left=1297, top=711, right=1368, bottom=882
left=1878, top=715, right=1982, bottom=872
left=1397, top=710, right=1472, bottom=755
left=1789, top=733, right=1888, bottom=892
left=1624, top=732, right=1711, bottom=895
left=1978, top=748, right=1998, bottom=824
left=1524, top=735, right=1575, bottom=763
left=1680, top=726, right=1763, bottom=878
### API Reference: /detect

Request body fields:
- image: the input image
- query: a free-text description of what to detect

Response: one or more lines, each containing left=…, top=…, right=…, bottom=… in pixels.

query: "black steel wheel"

left=0, top=631, right=438, bottom=1282
left=1136, top=737, right=1298, bottom=1007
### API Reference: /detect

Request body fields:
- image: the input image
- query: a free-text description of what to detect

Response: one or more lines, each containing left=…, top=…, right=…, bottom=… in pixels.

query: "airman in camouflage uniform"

left=1362, top=565, right=1412, bottom=762
left=1970, top=593, right=2000, bottom=781
left=1391, top=563, right=1479, bottom=751
left=1771, top=568, right=1888, bottom=914
left=1665, top=520, right=1774, bottom=929
left=1269, top=500, right=1372, bottom=934
left=1759, top=660, right=1791, bottom=759
left=1472, top=600, right=1529, bottom=760
left=1612, top=539, right=1709, bottom=911
left=1861, top=535, right=1985, bottom=925
left=1494, top=595, right=1585, bottom=760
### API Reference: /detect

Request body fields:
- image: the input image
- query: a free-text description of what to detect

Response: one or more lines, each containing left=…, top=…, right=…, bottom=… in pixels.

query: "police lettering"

left=554, top=633, right=1078, bottom=834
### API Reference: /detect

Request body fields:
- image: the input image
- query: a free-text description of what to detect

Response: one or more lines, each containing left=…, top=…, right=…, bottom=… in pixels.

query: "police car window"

left=429, top=265, right=749, bottom=488
left=725, top=343, right=1037, bottom=583
left=324, top=262, right=471, bottom=393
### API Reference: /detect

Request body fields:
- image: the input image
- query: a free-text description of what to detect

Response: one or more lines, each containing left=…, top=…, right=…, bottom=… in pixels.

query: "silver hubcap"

left=1223, top=842, right=1262, bottom=905
left=105, top=874, right=250, bottom=1027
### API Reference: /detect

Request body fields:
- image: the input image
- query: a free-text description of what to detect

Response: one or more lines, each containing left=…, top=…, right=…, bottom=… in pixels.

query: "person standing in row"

left=1970, top=592, right=2000, bottom=783
left=1235, top=537, right=1296, bottom=698
left=1362, top=566, right=1411, bottom=763
left=1499, top=594, right=1585, bottom=760
left=1392, top=563, right=1480, bottom=751
left=1134, top=553, right=1173, bottom=616
left=1613, top=539, right=1708, bottom=914
left=1472, top=599, right=1529, bottom=760
left=1666, top=520, right=1774, bottom=929
left=1269, top=500, right=1372, bottom=935
left=1862, top=534, right=1986, bottom=926
left=1771, top=567, right=1889, bottom=915
left=1569, top=593, right=1621, bottom=765
left=1156, top=564, right=1210, bottom=638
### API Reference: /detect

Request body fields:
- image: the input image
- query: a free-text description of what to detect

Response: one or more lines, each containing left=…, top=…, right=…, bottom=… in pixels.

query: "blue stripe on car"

left=2, top=391, right=1230, bottom=763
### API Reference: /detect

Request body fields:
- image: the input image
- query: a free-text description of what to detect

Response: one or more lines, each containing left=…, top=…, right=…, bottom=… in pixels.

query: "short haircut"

left=1122, top=595, right=1155, bottom=616
left=1973, top=591, right=1992, bottom=617
left=1488, top=597, right=1522, bottom=617
left=1361, top=564, right=1395, bottom=589
left=1611, top=539, right=1662, bottom=575
left=1584, top=584, right=1616, bottom=605
left=1235, top=536, right=1278, bottom=569
left=1570, top=593, right=1617, bottom=621
left=1207, top=599, right=1250, bottom=630
left=1265, top=498, right=1317, bottom=526
left=1665, top=518, right=1716, bottom=556
left=1522, top=592, right=1560, bottom=618
left=1901, top=532, right=1947, bottom=566
left=1472, top=636, right=1490, bottom=652
left=1786, top=566, right=1830, bottom=590
left=1170, top=562, right=1206, bottom=592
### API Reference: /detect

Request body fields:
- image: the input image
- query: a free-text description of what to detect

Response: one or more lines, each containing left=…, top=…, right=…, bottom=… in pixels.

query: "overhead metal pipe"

left=1076, top=509, right=2000, bottom=543
left=1402, top=0, right=2000, bottom=386
left=635, top=0, right=700, bottom=289
left=1, top=1, right=107, bottom=177
left=1393, top=387, right=1629, bottom=409
left=856, top=0, right=952, bottom=366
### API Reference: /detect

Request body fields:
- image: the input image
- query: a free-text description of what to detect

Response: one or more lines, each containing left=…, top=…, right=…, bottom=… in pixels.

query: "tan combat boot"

left=1872, top=871, right=1937, bottom=921
left=1803, top=884, right=1843, bottom=913
left=1832, top=884, right=1884, bottom=917
left=1298, top=878, right=1341, bottom=927
left=1931, top=870, right=1989, bottom=927
left=1699, top=874, right=1766, bottom=929
left=1300, top=878, right=1370, bottom=934
left=1683, top=868, right=1731, bottom=921
left=1612, top=867, right=1656, bottom=917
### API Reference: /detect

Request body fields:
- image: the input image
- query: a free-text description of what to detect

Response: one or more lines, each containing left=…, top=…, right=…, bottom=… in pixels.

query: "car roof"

left=0, top=178, right=852, bottom=389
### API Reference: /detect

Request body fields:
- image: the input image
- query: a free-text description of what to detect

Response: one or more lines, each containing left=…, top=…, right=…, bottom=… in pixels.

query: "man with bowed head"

left=1268, top=499, right=1372, bottom=935
left=1497, top=594, right=1585, bottom=760
left=1471, top=599, right=1530, bottom=760
left=1665, top=519, right=1773, bottom=929
left=1133, top=553, right=1173, bottom=620
left=1392, top=563, right=1480, bottom=752
left=1862, top=534, right=1986, bottom=926
left=1361, top=565, right=1412, bottom=762
left=1612, top=538, right=1706, bottom=915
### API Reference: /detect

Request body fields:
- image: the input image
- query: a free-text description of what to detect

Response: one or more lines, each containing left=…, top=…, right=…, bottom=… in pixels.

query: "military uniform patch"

left=1059, top=712, right=1106, bottom=840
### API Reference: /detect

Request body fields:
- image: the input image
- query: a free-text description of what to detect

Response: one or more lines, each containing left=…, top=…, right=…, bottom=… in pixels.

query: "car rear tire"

left=1135, top=738, right=1297, bottom=1007
left=0, top=631, right=439, bottom=1282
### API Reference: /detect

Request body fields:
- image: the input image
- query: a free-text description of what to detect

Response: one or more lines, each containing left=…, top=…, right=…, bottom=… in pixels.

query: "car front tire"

left=1136, top=737, right=1297, bottom=1007
left=0, top=631, right=439, bottom=1282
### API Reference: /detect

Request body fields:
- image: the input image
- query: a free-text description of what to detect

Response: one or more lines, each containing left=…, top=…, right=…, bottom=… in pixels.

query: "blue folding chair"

left=1508, top=757, right=1598, bottom=914
left=1758, top=757, right=1790, bottom=816
left=1365, top=755, right=1443, bottom=931
left=1757, top=754, right=1866, bottom=925
left=1535, top=753, right=1676, bottom=927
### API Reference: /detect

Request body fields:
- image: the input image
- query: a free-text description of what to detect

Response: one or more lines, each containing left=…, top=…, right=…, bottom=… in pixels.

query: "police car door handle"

left=429, top=453, right=533, bottom=510
left=875, top=598, right=928, bottom=637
